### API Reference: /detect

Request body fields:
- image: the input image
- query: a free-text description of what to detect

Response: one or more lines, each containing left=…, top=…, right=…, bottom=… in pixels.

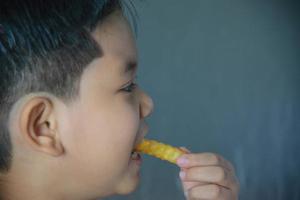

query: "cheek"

left=102, top=104, right=140, bottom=155
left=58, top=103, right=140, bottom=191
left=65, top=101, right=140, bottom=169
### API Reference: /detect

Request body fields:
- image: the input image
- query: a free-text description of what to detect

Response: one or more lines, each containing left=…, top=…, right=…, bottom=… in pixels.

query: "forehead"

left=91, top=11, right=137, bottom=66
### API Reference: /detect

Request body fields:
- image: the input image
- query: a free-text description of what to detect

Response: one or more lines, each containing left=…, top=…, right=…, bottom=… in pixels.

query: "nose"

left=139, top=89, right=154, bottom=119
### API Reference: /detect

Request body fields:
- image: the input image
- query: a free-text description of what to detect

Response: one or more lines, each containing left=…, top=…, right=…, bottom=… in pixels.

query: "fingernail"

left=177, top=156, right=189, bottom=167
left=179, top=171, right=186, bottom=179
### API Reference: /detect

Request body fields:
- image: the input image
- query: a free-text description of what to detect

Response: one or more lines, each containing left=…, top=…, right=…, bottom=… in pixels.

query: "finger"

left=179, top=166, right=231, bottom=188
left=181, top=180, right=206, bottom=193
left=186, top=184, right=235, bottom=200
left=181, top=167, right=239, bottom=193
left=222, top=158, right=235, bottom=172
left=177, top=153, right=232, bottom=171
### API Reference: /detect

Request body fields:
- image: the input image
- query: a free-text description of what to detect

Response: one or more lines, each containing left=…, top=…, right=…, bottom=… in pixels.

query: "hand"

left=176, top=148, right=239, bottom=200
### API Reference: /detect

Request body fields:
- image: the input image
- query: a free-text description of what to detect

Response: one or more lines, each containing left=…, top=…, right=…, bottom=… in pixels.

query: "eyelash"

left=122, top=77, right=138, bottom=93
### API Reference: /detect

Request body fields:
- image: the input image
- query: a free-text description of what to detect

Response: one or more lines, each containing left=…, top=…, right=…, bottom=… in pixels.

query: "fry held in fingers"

left=134, top=139, right=186, bottom=164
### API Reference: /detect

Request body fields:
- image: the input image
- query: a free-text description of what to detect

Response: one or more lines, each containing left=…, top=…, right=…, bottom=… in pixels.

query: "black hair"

left=0, top=0, right=136, bottom=174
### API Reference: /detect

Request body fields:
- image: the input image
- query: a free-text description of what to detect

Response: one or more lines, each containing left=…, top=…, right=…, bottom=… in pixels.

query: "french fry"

left=134, top=139, right=186, bottom=164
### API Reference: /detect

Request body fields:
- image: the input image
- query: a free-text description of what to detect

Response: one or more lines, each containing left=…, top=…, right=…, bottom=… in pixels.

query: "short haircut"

left=0, top=0, right=136, bottom=173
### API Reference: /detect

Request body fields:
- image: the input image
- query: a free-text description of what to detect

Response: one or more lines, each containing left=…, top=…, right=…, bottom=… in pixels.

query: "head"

left=0, top=0, right=154, bottom=199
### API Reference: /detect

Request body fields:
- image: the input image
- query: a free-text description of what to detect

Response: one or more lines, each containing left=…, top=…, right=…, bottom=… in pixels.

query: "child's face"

left=56, top=12, right=153, bottom=197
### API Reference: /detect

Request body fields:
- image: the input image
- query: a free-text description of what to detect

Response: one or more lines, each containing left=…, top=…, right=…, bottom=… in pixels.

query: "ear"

left=19, top=96, right=64, bottom=156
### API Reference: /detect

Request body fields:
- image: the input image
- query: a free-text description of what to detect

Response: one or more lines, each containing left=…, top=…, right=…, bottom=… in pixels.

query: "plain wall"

left=106, top=0, right=300, bottom=199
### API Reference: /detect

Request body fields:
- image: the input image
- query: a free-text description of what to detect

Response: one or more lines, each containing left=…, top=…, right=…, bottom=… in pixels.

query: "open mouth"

left=130, top=124, right=147, bottom=162
left=130, top=142, right=142, bottom=161
left=130, top=138, right=143, bottom=160
left=130, top=151, right=140, bottom=160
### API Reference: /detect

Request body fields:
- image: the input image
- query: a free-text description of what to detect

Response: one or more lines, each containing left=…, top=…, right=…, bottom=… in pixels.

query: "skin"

left=1, top=10, right=239, bottom=200
left=3, top=11, right=153, bottom=200
left=177, top=148, right=239, bottom=200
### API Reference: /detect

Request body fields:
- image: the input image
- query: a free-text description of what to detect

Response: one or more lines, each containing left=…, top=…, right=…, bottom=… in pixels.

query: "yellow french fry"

left=134, top=139, right=186, bottom=164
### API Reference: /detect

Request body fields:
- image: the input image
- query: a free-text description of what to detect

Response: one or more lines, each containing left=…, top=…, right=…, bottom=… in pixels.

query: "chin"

left=115, top=177, right=140, bottom=195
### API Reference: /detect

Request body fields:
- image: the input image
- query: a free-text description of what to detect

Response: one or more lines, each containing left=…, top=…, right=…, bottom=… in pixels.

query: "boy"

left=0, top=0, right=238, bottom=199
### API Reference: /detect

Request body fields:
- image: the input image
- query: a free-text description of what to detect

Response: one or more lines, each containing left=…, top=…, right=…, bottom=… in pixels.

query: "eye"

left=122, top=82, right=138, bottom=93
left=122, top=76, right=138, bottom=93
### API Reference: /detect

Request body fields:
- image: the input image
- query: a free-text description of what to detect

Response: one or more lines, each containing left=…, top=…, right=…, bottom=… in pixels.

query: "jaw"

left=114, top=151, right=142, bottom=195
left=114, top=170, right=140, bottom=195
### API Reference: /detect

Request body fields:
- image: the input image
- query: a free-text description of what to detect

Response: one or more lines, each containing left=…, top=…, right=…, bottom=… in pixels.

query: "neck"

left=0, top=160, right=70, bottom=200
left=0, top=167, right=102, bottom=200
left=1, top=170, right=57, bottom=200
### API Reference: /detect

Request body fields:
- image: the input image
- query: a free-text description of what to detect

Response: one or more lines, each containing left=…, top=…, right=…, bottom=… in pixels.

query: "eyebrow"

left=124, top=60, right=138, bottom=75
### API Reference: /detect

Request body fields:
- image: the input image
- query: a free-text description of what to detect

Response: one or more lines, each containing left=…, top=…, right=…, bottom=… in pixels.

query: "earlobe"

left=19, top=96, right=64, bottom=156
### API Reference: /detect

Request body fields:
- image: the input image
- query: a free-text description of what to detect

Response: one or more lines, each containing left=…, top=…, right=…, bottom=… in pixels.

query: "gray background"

left=107, top=0, right=300, bottom=199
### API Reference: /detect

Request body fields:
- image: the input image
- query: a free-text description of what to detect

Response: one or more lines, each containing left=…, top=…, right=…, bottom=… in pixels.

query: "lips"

left=133, top=124, right=149, bottom=148
left=131, top=138, right=144, bottom=154
left=130, top=151, right=140, bottom=160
